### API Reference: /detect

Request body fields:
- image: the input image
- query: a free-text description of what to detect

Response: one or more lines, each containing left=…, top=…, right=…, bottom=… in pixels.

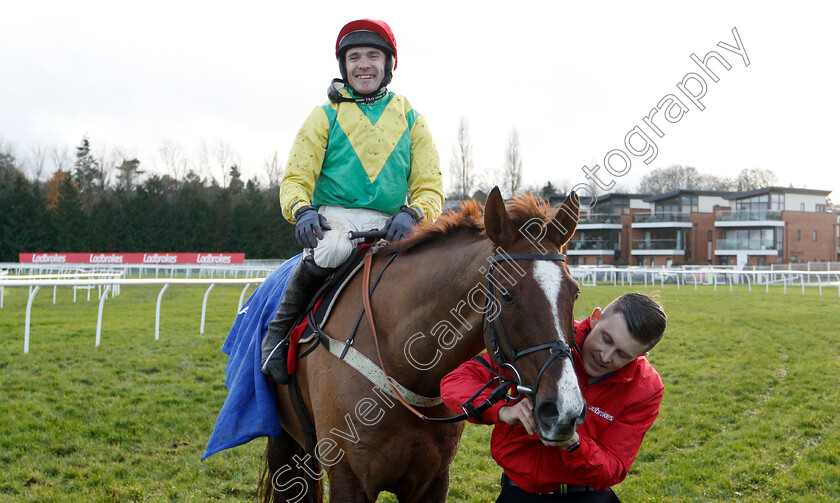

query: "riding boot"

left=261, top=258, right=329, bottom=384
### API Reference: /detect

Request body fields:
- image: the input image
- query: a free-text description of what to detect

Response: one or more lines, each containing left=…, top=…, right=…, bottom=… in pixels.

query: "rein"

left=362, top=249, right=574, bottom=423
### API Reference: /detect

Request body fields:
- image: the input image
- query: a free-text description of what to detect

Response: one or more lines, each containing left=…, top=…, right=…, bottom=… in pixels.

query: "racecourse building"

left=554, top=186, right=838, bottom=268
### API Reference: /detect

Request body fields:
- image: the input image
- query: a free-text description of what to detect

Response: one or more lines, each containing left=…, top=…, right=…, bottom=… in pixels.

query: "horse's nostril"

left=536, top=402, right=560, bottom=424
left=576, top=406, right=587, bottom=425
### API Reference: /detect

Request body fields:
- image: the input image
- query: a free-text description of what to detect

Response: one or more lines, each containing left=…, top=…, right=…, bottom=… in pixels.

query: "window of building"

left=813, top=230, right=818, bottom=242
left=800, top=202, right=805, bottom=211
left=796, top=230, right=801, bottom=241
left=736, top=193, right=785, bottom=212
left=816, top=204, right=826, bottom=212
left=771, top=193, right=784, bottom=211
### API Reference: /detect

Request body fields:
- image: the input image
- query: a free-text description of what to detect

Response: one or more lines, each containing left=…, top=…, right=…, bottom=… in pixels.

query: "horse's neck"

left=378, top=237, right=493, bottom=390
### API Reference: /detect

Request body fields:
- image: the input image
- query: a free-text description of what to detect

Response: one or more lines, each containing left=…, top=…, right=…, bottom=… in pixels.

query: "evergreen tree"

left=74, top=136, right=100, bottom=206
left=51, top=172, right=86, bottom=250
left=227, top=165, right=245, bottom=194
left=115, top=158, right=144, bottom=192
left=540, top=181, right=557, bottom=198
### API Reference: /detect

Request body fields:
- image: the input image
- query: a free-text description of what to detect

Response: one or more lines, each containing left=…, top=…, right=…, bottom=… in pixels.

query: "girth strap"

left=317, top=330, right=442, bottom=408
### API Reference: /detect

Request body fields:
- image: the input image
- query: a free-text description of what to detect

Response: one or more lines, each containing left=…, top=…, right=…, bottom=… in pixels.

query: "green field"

left=0, top=283, right=838, bottom=502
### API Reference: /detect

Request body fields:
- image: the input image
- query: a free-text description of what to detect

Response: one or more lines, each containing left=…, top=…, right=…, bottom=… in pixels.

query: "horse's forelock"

left=504, top=192, right=555, bottom=231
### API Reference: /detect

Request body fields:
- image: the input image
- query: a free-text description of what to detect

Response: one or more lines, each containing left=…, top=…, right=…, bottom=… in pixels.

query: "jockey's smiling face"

left=345, top=47, right=386, bottom=95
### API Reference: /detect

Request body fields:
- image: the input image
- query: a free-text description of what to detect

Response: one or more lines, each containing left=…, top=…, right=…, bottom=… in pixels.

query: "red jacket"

left=440, top=317, right=663, bottom=493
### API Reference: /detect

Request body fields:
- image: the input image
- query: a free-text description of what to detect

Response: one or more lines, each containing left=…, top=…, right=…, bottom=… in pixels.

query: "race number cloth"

left=202, top=254, right=302, bottom=460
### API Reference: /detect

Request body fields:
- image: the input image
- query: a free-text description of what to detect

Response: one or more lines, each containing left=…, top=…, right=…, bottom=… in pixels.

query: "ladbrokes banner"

left=19, top=253, right=245, bottom=264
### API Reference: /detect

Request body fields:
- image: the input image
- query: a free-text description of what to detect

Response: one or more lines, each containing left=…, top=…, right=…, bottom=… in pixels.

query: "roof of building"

left=643, top=189, right=731, bottom=202
left=548, top=192, right=650, bottom=207
left=722, top=186, right=832, bottom=200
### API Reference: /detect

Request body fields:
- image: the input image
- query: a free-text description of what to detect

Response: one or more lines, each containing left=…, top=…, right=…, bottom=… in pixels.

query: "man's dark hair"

left=603, top=293, right=666, bottom=350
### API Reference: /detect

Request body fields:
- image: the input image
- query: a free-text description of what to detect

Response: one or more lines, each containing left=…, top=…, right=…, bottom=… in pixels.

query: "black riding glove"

left=294, top=206, right=331, bottom=249
left=383, top=206, right=422, bottom=242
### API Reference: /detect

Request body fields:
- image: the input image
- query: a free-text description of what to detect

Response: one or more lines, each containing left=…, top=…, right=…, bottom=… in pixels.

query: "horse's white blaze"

left=533, top=261, right=566, bottom=343
left=559, top=356, right=585, bottom=410
left=533, top=261, right=584, bottom=416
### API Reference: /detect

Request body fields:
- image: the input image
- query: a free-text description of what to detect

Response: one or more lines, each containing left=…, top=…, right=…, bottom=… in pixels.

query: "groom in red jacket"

left=441, top=292, right=667, bottom=502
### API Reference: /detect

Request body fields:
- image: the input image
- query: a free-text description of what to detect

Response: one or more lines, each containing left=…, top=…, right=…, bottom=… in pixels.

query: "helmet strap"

left=328, top=79, right=388, bottom=104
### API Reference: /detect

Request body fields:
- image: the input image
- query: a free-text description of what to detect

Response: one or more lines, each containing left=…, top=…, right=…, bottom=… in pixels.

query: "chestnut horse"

left=260, top=187, right=583, bottom=502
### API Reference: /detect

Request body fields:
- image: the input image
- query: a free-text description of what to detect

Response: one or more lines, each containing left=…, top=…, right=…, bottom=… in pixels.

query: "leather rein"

left=361, top=249, right=574, bottom=423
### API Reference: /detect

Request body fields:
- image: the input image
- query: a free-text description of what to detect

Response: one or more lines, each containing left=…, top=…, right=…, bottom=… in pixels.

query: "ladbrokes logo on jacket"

left=588, top=406, right=615, bottom=422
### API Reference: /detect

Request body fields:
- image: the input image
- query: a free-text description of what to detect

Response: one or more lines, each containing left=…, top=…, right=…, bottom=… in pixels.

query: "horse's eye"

left=574, top=290, right=580, bottom=300
left=500, top=291, right=514, bottom=303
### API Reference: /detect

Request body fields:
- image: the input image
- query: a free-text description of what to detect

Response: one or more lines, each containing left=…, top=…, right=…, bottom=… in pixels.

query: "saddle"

left=284, top=243, right=442, bottom=409
left=286, top=244, right=371, bottom=375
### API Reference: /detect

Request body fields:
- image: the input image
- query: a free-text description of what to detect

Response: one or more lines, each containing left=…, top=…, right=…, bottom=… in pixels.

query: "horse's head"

left=482, top=186, right=585, bottom=442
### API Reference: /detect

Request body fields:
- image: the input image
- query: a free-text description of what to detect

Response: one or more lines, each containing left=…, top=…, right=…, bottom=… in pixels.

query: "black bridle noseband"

left=484, top=252, right=574, bottom=400
left=444, top=252, right=575, bottom=424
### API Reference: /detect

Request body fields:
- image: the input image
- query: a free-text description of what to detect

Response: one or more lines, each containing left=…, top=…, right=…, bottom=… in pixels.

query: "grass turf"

left=0, top=283, right=837, bottom=502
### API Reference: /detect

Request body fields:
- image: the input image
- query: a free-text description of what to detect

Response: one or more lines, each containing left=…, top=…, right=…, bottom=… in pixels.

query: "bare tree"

left=449, top=116, right=474, bottom=199
left=264, top=150, right=284, bottom=189
left=472, top=167, right=499, bottom=200
left=639, top=165, right=706, bottom=194
left=95, top=143, right=119, bottom=189
left=159, top=139, right=190, bottom=181
left=198, top=138, right=213, bottom=182
left=639, top=164, right=741, bottom=193
left=211, top=139, right=241, bottom=189
left=735, top=167, right=777, bottom=191
left=556, top=178, right=572, bottom=195
left=158, top=139, right=191, bottom=181
left=502, top=127, right=524, bottom=198
left=50, top=143, right=72, bottom=174
left=28, top=143, right=50, bottom=181
left=699, top=173, right=734, bottom=191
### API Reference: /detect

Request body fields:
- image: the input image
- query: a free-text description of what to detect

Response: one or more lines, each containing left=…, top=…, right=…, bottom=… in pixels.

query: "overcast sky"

left=2, top=0, right=838, bottom=200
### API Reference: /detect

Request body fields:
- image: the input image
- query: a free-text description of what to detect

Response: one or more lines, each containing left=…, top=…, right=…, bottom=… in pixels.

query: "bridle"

left=361, top=249, right=576, bottom=424
left=483, top=252, right=574, bottom=403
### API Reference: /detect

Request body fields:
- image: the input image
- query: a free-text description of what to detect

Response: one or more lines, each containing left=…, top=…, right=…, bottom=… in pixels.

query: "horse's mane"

left=385, top=193, right=555, bottom=254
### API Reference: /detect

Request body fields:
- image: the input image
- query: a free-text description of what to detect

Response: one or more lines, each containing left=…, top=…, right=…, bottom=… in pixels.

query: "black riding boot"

left=261, top=258, right=329, bottom=384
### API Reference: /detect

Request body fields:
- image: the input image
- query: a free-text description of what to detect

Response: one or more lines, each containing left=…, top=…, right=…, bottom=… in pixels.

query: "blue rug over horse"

left=202, top=254, right=302, bottom=460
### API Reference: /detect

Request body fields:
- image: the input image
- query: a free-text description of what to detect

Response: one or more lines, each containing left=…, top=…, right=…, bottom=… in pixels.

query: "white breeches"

left=307, top=206, right=391, bottom=269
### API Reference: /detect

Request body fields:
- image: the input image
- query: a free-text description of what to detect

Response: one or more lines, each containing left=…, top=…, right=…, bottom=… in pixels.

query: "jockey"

left=261, top=19, right=445, bottom=384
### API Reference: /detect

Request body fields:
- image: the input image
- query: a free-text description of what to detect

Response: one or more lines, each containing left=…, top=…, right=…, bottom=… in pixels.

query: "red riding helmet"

left=335, top=19, right=397, bottom=92
left=336, top=19, right=397, bottom=68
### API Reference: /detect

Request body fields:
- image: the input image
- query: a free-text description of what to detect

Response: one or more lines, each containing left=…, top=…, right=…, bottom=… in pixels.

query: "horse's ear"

left=484, top=186, right=514, bottom=245
left=546, top=191, right=580, bottom=248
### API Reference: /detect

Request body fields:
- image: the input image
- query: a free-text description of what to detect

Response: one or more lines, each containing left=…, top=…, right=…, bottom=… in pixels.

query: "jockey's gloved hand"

left=384, top=206, right=423, bottom=242
left=294, top=205, right=331, bottom=249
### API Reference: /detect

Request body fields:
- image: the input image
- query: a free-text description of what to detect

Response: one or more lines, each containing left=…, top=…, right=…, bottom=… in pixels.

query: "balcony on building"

left=632, top=212, right=692, bottom=227
left=715, top=238, right=779, bottom=251
left=578, top=213, right=622, bottom=228
left=715, top=209, right=784, bottom=227
left=630, top=231, right=687, bottom=256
